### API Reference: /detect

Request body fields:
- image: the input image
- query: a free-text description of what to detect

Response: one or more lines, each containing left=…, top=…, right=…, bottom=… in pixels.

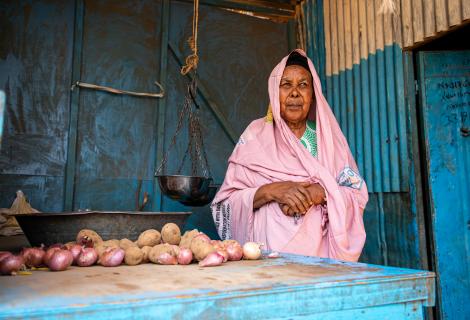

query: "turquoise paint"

left=64, top=0, right=84, bottom=211
left=418, top=51, right=470, bottom=319
left=304, top=0, right=327, bottom=93
left=0, top=254, right=435, bottom=319
left=153, top=0, right=170, bottom=211
left=323, top=45, right=407, bottom=193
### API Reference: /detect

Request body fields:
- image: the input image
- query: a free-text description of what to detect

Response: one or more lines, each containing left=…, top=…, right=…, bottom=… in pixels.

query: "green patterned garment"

left=300, top=120, right=317, bottom=157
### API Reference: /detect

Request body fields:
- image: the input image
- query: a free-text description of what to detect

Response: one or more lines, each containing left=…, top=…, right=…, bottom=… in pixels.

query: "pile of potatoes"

left=79, top=223, right=246, bottom=267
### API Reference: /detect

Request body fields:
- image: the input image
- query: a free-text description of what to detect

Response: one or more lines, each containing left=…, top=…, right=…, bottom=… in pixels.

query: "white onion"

left=242, top=242, right=262, bottom=260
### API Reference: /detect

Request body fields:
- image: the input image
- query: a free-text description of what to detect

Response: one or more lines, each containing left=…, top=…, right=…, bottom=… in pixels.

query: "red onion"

left=0, top=255, right=24, bottom=275
left=194, top=233, right=211, bottom=243
left=177, top=248, right=193, bottom=265
left=43, top=247, right=61, bottom=265
left=0, top=251, right=13, bottom=262
left=157, top=253, right=178, bottom=265
left=48, top=243, right=65, bottom=249
left=216, top=249, right=228, bottom=262
left=76, top=248, right=98, bottom=267
left=243, top=242, right=262, bottom=260
left=21, top=247, right=46, bottom=268
left=47, top=250, right=73, bottom=271
left=226, top=243, right=243, bottom=261
left=198, top=252, right=224, bottom=267
left=100, top=248, right=125, bottom=267
left=67, top=244, right=83, bottom=265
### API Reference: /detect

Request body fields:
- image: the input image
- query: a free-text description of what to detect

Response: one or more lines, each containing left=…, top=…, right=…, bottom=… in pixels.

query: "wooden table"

left=0, top=254, right=435, bottom=319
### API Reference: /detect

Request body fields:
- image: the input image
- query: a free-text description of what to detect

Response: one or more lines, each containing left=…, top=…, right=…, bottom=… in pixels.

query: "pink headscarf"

left=211, top=49, right=368, bottom=262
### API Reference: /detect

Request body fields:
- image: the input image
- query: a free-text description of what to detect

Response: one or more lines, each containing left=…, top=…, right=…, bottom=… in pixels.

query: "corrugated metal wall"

left=401, top=0, right=470, bottom=48
left=303, top=0, right=408, bottom=193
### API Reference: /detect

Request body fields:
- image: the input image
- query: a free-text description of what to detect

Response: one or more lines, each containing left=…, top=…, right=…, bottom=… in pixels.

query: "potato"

left=102, top=239, right=120, bottom=248
left=141, top=246, right=152, bottom=263
left=76, top=229, right=103, bottom=246
left=124, top=247, right=143, bottom=266
left=119, top=238, right=137, bottom=250
left=179, top=229, right=199, bottom=249
left=161, top=223, right=181, bottom=245
left=136, top=229, right=161, bottom=248
left=148, top=244, right=177, bottom=263
left=190, top=238, right=216, bottom=261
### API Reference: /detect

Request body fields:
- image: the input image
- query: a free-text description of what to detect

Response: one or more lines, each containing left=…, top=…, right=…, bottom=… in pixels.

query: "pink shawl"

left=211, top=49, right=368, bottom=262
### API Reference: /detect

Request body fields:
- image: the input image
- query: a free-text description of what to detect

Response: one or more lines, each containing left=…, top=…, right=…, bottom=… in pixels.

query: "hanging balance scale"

left=155, top=0, right=216, bottom=206
left=155, top=73, right=217, bottom=207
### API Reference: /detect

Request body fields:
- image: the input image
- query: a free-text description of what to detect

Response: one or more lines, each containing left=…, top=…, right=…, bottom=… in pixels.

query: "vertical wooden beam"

left=287, top=19, right=297, bottom=51
left=153, top=0, right=170, bottom=211
left=64, top=0, right=84, bottom=211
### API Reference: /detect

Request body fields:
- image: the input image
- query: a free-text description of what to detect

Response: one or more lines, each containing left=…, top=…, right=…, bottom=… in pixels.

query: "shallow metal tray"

left=14, top=211, right=191, bottom=247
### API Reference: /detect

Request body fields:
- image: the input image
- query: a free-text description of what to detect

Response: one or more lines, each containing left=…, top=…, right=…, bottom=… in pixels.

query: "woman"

left=211, top=50, right=368, bottom=262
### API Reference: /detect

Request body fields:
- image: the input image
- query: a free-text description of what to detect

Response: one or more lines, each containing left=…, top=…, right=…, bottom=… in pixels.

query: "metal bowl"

left=14, top=211, right=191, bottom=247
left=179, top=185, right=218, bottom=207
left=156, top=175, right=212, bottom=202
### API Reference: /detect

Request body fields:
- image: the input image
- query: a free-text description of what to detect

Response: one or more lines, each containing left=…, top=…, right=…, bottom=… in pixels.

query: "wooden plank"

left=447, top=0, right=462, bottom=26
left=353, top=0, right=369, bottom=59
left=392, top=0, right=403, bottom=46
left=464, top=0, right=470, bottom=20
left=337, top=0, right=345, bottom=73
left=351, top=0, right=360, bottom=66
left=400, top=0, right=414, bottom=48
left=323, top=0, right=332, bottom=77
left=343, top=0, right=353, bottom=70
left=64, top=0, right=85, bottom=211
left=330, top=0, right=339, bottom=76
left=363, top=1, right=377, bottom=54
left=168, top=43, right=238, bottom=144
left=178, top=0, right=295, bottom=18
left=153, top=0, right=170, bottom=211
left=435, top=0, right=449, bottom=32
left=383, top=1, right=393, bottom=46
left=412, top=0, right=424, bottom=44
left=0, top=255, right=436, bottom=319
left=375, top=0, right=384, bottom=52
left=423, top=0, right=436, bottom=37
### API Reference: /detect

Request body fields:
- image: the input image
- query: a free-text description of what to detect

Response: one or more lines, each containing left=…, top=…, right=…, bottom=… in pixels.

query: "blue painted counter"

left=0, top=254, right=435, bottom=319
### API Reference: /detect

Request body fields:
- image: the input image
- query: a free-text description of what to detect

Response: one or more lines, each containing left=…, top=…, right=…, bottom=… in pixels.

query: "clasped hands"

left=272, top=181, right=326, bottom=217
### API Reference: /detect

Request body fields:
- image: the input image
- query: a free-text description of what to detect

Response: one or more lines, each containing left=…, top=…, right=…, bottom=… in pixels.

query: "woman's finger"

left=286, top=198, right=302, bottom=215
left=292, top=192, right=308, bottom=212
left=297, top=185, right=313, bottom=206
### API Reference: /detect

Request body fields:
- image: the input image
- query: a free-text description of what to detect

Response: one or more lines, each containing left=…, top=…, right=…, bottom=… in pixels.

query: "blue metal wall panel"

left=302, top=0, right=408, bottom=193
left=0, top=0, right=75, bottom=209
left=418, top=51, right=470, bottom=319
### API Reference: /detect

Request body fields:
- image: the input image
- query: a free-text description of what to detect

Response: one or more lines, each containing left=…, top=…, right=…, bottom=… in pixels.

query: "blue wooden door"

left=418, top=51, right=470, bottom=319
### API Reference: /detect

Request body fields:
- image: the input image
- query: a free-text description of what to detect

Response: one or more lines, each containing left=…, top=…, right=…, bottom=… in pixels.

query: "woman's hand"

left=254, top=181, right=313, bottom=213
left=279, top=183, right=326, bottom=216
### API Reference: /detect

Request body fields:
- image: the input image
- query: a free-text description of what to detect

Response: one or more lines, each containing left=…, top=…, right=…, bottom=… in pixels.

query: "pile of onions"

left=43, top=247, right=61, bottom=266
left=66, top=244, right=83, bottom=265
left=226, top=243, right=243, bottom=261
left=177, top=248, right=193, bottom=265
left=199, top=252, right=224, bottom=267
left=76, top=248, right=98, bottom=267
left=100, top=248, right=125, bottom=267
left=21, top=247, right=45, bottom=268
left=157, top=253, right=178, bottom=265
left=0, top=253, right=24, bottom=275
left=242, top=242, right=262, bottom=260
left=47, top=250, right=73, bottom=271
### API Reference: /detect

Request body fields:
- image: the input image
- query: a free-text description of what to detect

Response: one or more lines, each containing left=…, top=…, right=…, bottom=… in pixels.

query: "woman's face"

left=279, top=65, right=314, bottom=124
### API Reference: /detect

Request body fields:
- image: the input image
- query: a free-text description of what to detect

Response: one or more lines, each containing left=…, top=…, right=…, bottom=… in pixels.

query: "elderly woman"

left=211, top=50, right=368, bottom=262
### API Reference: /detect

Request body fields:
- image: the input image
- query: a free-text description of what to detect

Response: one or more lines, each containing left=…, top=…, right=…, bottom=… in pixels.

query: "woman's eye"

left=280, top=83, right=291, bottom=88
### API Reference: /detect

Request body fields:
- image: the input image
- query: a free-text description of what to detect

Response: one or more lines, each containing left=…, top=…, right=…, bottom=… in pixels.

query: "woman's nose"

left=290, top=87, right=300, bottom=97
